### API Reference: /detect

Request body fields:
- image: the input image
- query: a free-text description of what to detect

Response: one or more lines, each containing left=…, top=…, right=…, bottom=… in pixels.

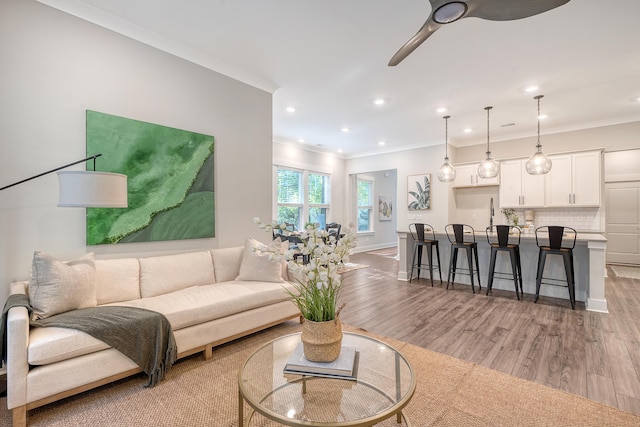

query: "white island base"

left=397, top=231, right=608, bottom=313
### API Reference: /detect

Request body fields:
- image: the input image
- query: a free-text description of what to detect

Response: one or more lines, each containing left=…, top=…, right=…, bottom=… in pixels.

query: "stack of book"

left=283, top=343, right=359, bottom=380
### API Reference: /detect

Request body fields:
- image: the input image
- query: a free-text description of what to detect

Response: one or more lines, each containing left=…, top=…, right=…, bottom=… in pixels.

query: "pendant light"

left=525, top=95, right=552, bottom=175
left=477, top=106, right=499, bottom=179
left=437, top=115, right=456, bottom=182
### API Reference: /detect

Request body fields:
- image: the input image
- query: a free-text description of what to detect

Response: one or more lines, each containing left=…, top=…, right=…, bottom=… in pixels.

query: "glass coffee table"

left=238, top=332, right=416, bottom=426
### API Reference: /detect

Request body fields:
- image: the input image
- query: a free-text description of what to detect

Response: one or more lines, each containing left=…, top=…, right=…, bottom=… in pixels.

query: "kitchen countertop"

left=398, top=229, right=606, bottom=243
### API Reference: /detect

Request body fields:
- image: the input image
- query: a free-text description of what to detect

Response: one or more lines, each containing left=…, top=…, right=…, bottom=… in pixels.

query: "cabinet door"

left=452, top=165, right=476, bottom=188
left=545, top=154, right=572, bottom=206
left=572, top=151, right=601, bottom=206
left=521, top=170, right=545, bottom=207
left=477, top=169, right=500, bottom=186
left=499, top=160, right=523, bottom=207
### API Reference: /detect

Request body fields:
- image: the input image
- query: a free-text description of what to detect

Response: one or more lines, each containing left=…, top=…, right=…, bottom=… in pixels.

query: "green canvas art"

left=86, top=110, right=215, bottom=245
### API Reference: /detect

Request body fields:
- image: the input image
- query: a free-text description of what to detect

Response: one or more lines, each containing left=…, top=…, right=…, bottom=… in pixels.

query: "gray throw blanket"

left=1, top=294, right=33, bottom=365
left=30, top=305, right=178, bottom=387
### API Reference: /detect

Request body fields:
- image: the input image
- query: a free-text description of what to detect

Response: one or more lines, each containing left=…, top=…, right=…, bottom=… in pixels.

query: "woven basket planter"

left=300, top=316, right=343, bottom=362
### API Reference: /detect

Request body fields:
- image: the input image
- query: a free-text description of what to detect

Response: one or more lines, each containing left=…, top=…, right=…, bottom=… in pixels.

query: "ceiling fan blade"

left=388, top=18, right=442, bottom=66
left=466, top=0, right=570, bottom=21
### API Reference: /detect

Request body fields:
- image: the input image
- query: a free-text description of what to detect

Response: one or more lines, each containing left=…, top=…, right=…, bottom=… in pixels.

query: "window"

left=276, top=169, right=302, bottom=227
left=357, top=178, right=373, bottom=232
left=308, top=173, right=330, bottom=229
left=276, top=168, right=330, bottom=230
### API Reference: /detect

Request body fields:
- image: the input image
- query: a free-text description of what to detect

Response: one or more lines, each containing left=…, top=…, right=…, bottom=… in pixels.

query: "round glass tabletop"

left=238, top=332, right=416, bottom=426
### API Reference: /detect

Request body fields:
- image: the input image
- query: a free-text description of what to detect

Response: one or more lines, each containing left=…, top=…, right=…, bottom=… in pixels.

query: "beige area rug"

left=610, top=264, right=640, bottom=279
left=2, top=322, right=638, bottom=427
left=367, top=247, right=398, bottom=258
left=337, top=262, right=369, bottom=273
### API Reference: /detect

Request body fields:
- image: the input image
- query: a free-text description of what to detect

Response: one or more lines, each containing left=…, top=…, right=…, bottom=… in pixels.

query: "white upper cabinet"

left=545, top=150, right=601, bottom=207
left=499, top=159, right=545, bottom=208
left=452, top=163, right=500, bottom=188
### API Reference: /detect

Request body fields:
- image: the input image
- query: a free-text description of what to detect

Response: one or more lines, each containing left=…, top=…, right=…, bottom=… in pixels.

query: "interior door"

left=605, top=181, right=640, bottom=265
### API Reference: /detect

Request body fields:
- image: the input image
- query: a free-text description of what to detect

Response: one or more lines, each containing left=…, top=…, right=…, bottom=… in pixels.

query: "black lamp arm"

left=0, top=153, right=103, bottom=192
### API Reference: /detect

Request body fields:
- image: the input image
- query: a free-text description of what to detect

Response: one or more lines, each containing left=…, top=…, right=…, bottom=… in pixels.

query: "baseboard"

left=352, top=243, right=397, bottom=254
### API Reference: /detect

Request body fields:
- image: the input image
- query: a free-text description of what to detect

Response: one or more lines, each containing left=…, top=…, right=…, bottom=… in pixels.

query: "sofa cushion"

left=29, top=251, right=97, bottom=320
left=105, top=280, right=297, bottom=331
left=95, top=258, right=141, bottom=305
left=28, top=326, right=109, bottom=365
left=210, top=246, right=243, bottom=282
left=139, top=251, right=215, bottom=298
left=237, top=238, right=284, bottom=283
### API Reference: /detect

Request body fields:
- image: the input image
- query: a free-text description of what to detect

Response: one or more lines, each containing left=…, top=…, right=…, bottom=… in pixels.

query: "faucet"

left=490, top=197, right=494, bottom=228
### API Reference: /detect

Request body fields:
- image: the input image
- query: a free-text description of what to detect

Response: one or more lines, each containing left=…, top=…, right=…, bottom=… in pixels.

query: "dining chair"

left=325, top=222, right=342, bottom=241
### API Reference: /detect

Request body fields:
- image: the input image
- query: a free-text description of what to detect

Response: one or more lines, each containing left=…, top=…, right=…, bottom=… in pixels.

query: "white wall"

left=0, top=0, right=273, bottom=302
left=352, top=169, right=397, bottom=251
left=453, top=121, right=640, bottom=164
left=345, top=145, right=450, bottom=235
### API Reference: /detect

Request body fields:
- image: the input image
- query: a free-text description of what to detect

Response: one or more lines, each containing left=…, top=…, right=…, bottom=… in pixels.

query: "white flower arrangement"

left=253, top=218, right=357, bottom=322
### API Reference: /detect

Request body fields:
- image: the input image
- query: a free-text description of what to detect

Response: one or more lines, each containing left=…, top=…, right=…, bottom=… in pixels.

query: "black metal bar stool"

left=534, top=226, right=577, bottom=309
left=445, top=224, right=481, bottom=293
left=408, top=223, right=442, bottom=286
left=485, top=225, right=523, bottom=300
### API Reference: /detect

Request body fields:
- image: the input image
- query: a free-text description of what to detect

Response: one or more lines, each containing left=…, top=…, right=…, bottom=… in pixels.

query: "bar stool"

left=485, top=225, right=523, bottom=300
left=408, top=223, right=442, bottom=286
left=445, top=224, right=481, bottom=293
left=534, top=226, right=577, bottom=309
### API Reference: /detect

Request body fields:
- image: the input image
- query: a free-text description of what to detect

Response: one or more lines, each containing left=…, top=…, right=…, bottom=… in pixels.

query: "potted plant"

left=254, top=218, right=357, bottom=362
left=501, top=208, right=520, bottom=227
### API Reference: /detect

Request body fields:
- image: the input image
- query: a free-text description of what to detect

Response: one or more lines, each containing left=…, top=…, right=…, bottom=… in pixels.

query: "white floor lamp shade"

left=57, top=171, right=128, bottom=207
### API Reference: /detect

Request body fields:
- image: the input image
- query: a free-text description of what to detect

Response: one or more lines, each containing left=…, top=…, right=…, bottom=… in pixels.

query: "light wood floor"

left=339, top=248, right=640, bottom=416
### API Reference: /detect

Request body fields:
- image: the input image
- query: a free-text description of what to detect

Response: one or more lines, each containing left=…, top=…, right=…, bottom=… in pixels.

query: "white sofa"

left=6, top=242, right=301, bottom=426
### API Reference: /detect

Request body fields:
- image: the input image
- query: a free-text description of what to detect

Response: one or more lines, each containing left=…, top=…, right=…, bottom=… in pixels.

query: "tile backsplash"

left=511, top=207, right=603, bottom=233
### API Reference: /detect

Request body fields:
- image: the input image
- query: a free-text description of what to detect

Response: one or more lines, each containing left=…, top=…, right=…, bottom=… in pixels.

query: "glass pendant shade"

left=438, top=157, right=456, bottom=182
left=526, top=145, right=552, bottom=175
left=438, top=115, right=456, bottom=182
left=526, top=95, right=552, bottom=175
left=478, top=156, right=500, bottom=178
left=477, top=106, right=499, bottom=179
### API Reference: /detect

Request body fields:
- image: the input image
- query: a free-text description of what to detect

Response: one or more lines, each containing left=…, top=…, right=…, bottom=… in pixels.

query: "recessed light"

left=286, top=107, right=296, bottom=113
left=525, top=85, right=539, bottom=93
left=297, top=138, right=305, bottom=143
left=378, top=141, right=386, bottom=146
left=436, top=107, right=447, bottom=113
left=537, top=114, right=548, bottom=120
left=337, top=148, right=344, bottom=153
left=341, top=127, right=350, bottom=133
left=373, top=98, right=385, bottom=105
left=464, top=128, right=472, bottom=133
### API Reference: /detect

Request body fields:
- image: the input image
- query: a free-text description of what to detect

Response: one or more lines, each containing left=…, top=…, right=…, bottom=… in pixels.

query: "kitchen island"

left=397, top=230, right=608, bottom=313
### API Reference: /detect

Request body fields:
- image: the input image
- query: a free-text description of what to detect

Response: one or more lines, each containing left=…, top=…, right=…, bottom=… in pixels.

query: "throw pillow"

left=29, top=251, right=97, bottom=320
left=236, top=238, right=285, bottom=283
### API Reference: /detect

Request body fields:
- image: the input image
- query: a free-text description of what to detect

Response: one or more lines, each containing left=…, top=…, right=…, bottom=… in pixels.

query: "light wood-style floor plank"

left=339, top=248, right=640, bottom=416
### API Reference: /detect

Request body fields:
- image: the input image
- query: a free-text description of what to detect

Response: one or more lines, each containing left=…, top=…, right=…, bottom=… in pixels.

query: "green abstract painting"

left=86, top=110, right=215, bottom=245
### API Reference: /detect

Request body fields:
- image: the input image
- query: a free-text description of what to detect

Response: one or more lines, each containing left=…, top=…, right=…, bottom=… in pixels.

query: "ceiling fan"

left=388, top=0, right=571, bottom=66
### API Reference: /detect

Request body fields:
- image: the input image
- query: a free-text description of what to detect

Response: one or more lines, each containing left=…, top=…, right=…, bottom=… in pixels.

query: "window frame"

left=275, top=166, right=331, bottom=230
left=356, top=176, right=374, bottom=233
